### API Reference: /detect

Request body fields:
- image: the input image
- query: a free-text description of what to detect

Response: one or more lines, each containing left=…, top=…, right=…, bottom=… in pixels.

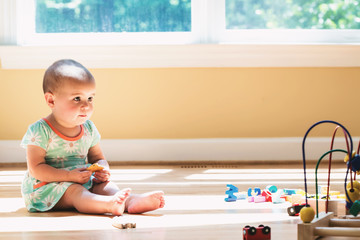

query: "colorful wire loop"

left=302, top=120, right=355, bottom=218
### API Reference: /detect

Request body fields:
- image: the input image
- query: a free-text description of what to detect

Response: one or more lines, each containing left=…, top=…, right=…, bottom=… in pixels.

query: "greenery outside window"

left=0, top=0, right=359, bottom=69
left=13, top=0, right=360, bottom=45
left=222, top=0, right=360, bottom=43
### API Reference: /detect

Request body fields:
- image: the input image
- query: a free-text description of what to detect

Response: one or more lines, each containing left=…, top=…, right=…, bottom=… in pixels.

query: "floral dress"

left=21, top=118, right=100, bottom=212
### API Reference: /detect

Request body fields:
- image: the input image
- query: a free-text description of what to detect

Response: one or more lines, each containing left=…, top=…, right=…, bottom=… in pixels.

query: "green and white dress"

left=21, top=118, right=101, bottom=212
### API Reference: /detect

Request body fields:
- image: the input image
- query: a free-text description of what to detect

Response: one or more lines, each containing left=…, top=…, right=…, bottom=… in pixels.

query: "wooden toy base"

left=298, top=212, right=360, bottom=240
left=307, top=198, right=346, bottom=217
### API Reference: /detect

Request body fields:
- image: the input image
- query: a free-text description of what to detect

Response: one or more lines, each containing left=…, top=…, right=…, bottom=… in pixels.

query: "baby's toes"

left=116, top=188, right=131, bottom=203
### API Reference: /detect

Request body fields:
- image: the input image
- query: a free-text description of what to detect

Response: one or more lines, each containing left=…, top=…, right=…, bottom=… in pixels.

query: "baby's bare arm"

left=26, top=145, right=91, bottom=183
left=88, top=143, right=110, bottom=182
left=87, top=143, right=107, bottom=165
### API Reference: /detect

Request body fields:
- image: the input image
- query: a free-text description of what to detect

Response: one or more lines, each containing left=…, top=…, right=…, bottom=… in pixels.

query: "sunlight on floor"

left=0, top=169, right=173, bottom=183
left=185, top=172, right=348, bottom=180
left=0, top=195, right=296, bottom=233
left=0, top=165, right=348, bottom=239
left=110, top=169, right=173, bottom=174
left=204, top=168, right=348, bottom=173
left=110, top=169, right=172, bottom=181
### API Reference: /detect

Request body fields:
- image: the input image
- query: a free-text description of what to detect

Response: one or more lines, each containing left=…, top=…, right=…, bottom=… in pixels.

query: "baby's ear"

left=44, top=92, right=55, bottom=108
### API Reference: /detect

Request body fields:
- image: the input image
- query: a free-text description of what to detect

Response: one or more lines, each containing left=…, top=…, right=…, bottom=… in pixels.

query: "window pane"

left=226, top=0, right=360, bottom=29
left=35, top=0, right=191, bottom=33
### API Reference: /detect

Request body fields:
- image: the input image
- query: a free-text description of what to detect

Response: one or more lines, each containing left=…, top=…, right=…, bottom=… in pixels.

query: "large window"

left=226, top=0, right=360, bottom=30
left=1, top=0, right=359, bottom=69
left=11, top=0, right=360, bottom=45
left=222, top=0, right=360, bottom=43
left=35, top=0, right=191, bottom=33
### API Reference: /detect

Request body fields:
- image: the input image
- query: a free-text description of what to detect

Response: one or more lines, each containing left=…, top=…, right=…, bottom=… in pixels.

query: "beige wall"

left=1, top=67, right=360, bottom=140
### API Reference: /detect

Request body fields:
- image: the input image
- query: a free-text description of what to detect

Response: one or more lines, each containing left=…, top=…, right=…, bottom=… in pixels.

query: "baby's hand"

left=68, top=167, right=92, bottom=184
left=93, top=169, right=111, bottom=183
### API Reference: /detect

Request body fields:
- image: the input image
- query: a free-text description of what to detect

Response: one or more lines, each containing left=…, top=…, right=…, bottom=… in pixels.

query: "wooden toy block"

left=298, top=212, right=333, bottom=240
left=337, top=200, right=348, bottom=217
left=290, top=194, right=303, bottom=205
left=298, top=212, right=360, bottom=240
left=307, top=198, right=344, bottom=217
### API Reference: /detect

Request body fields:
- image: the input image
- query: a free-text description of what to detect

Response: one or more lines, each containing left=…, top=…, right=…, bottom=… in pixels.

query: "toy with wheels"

left=287, top=204, right=307, bottom=216
left=243, top=224, right=271, bottom=240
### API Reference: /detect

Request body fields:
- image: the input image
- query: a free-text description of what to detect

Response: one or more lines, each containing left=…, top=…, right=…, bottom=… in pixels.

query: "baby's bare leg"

left=91, top=181, right=120, bottom=195
left=54, top=184, right=130, bottom=215
left=125, top=191, right=165, bottom=214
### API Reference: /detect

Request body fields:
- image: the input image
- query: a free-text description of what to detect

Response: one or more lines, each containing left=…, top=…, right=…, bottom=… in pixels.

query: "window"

left=35, top=0, right=191, bottom=33
left=222, top=0, right=360, bottom=43
left=17, top=0, right=193, bottom=45
left=226, top=0, right=360, bottom=30
left=0, top=0, right=359, bottom=69
left=13, top=0, right=360, bottom=45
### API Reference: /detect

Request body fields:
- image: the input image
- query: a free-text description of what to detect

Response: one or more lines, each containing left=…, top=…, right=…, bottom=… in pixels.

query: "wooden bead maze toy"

left=298, top=120, right=360, bottom=240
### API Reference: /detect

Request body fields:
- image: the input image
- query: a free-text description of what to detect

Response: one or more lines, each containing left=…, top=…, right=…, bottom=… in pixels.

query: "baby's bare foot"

left=126, top=191, right=165, bottom=214
left=111, top=188, right=131, bottom=216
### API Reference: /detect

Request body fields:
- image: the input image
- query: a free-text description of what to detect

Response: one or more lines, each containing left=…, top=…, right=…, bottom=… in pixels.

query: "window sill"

left=0, top=44, right=359, bottom=69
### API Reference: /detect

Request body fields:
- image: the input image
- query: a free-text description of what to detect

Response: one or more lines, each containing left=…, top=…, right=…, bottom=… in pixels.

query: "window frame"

left=16, top=0, right=196, bottom=46
left=0, top=0, right=359, bottom=69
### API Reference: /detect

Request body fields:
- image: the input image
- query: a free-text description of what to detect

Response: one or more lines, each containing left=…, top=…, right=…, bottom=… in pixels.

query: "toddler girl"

left=21, top=59, right=165, bottom=215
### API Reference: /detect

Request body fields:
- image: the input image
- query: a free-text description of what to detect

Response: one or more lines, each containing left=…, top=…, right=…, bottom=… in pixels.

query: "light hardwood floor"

left=0, top=163, right=358, bottom=240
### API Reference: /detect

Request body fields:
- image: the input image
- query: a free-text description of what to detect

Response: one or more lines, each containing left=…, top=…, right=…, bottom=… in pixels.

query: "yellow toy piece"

left=87, top=163, right=104, bottom=172
left=344, top=151, right=356, bottom=163
left=300, top=206, right=315, bottom=223
left=346, top=188, right=360, bottom=203
left=296, top=189, right=306, bottom=196
left=334, top=194, right=346, bottom=199
left=347, top=180, right=360, bottom=191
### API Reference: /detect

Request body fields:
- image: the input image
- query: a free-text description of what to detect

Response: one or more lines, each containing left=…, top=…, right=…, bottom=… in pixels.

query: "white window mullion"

left=16, top=0, right=37, bottom=45
left=0, top=0, right=17, bottom=45
left=207, top=0, right=225, bottom=44
left=191, top=0, right=224, bottom=44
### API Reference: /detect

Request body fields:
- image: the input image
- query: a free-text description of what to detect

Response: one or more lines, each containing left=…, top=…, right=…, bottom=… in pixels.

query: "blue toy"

left=248, top=187, right=261, bottom=197
left=225, top=184, right=238, bottom=202
left=283, top=189, right=297, bottom=195
left=265, top=185, right=277, bottom=193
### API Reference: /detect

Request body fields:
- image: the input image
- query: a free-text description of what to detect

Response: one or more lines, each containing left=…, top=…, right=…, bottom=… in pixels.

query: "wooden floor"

left=0, top=162, right=358, bottom=240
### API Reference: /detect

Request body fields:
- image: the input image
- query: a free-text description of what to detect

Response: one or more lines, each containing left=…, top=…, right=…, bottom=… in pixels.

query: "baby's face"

left=52, top=78, right=96, bottom=128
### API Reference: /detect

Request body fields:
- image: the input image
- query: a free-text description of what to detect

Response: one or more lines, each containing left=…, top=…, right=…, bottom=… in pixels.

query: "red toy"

left=261, top=190, right=272, bottom=202
left=243, top=225, right=271, bottom=240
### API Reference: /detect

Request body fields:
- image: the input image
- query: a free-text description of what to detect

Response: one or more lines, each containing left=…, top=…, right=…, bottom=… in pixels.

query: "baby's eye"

left=88, top=97, right=94, bottom=102
left=74, top=97, right=81, bottom=102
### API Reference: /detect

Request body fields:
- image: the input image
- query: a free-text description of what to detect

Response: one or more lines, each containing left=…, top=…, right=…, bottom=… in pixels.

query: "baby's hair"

left=43, top=59, right=95, bottom=93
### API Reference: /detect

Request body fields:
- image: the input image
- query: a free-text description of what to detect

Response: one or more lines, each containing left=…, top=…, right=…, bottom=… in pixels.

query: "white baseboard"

left=1, top=137, right=358, bottom=164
